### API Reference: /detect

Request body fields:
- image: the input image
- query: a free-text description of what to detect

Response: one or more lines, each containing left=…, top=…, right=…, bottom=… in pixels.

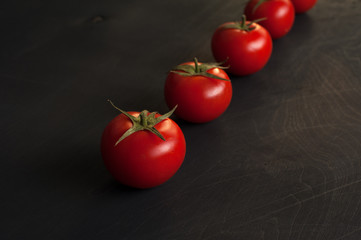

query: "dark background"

left=1, top=0, right=361, bottom=239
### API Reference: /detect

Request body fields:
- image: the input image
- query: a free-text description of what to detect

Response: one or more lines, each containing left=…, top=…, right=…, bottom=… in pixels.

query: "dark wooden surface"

left=1, top=0, right=361, bottom=239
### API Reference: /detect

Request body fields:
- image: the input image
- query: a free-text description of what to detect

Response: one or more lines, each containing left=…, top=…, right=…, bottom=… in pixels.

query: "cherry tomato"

left=101, top=101, right=186, bottom=189
left=164, top=58, right=232, bottom=123
left=211, top=16, right=272, bottom=76
left=290, top=0, right=317, bottom=13
left=244, top=0, right=295, bottom=39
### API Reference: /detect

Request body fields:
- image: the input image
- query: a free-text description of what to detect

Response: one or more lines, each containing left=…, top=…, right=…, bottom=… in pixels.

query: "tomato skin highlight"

left=211, top=22, right=272, bottom=76
left=244, top=0, right=295, bottom=39
left=101, top=112, right=186, bottom=189
left=290, top=0, right=317, bottom=13
left=164, top=62, right=232, bottom=123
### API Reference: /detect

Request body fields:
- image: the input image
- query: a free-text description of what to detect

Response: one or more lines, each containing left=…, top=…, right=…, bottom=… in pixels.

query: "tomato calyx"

left=171, top=57, right=230, bottom=81
left=223, top=15, right=266, bottom=32
left=107, top=100, right=177, bottom=146
left=252, top=0, right=268, bottom=13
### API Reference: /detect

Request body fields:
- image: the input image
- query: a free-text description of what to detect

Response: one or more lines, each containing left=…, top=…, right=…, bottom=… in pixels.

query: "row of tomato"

left=101, top=0, right=317, bottom=189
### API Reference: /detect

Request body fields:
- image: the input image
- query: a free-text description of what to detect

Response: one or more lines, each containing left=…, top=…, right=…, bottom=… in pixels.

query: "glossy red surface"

left=211, top=22, right=272, bottom=76
left=101, top=112, right=186, bottom=189
left=245, top=0, right=295, bottom=39
left=164, top=62, right=232, bottom=123
left=291, top=0, right=317, bottom=13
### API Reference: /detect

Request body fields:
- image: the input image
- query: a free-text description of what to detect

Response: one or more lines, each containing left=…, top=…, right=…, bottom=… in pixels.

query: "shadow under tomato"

left=288, top=13, right=315, bottom=39
left=268, top=13, right=315, bottom=59
left=91, top=179, right=155, bottom=195
left=23, top=141, right=153, bottom=199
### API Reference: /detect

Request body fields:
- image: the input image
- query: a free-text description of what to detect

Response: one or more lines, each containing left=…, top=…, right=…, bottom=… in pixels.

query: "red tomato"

left=101, top=102, right=186, bottom=189
left=244, top=0, right=295, bottom=39
left=164, top=58, right=232, bottom=123
left=290, top=0, right=317, bottom=13
left=211, top=17, right=272, bottom=76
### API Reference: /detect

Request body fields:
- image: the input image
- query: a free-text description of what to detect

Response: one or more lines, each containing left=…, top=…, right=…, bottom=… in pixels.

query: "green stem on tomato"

left=241, top=15, right=246, bottom=28
left=170, top=57, right=230, bottom=81
left=253, top=0, right=268, bottom=13
left=224, top=15, right=266, bottom=32
left=107, top=99, right=177, bottom=145
left=194, top=57, right=200, bottom=73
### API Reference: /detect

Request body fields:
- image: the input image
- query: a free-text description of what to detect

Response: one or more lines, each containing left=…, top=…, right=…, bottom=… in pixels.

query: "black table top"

left=1, top=0, right=361, bottom=239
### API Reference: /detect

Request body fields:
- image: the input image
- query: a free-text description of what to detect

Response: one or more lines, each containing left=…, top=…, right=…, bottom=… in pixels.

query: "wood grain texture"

left=1, top=0, right=360, bottom=239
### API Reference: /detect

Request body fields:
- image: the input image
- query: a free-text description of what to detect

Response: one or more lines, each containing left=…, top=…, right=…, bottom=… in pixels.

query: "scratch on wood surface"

left=335, top=225, right=361, bottom=240
left=287, top=193, right=302, bottom=240
left=231, top=178, right=361, bottom=227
